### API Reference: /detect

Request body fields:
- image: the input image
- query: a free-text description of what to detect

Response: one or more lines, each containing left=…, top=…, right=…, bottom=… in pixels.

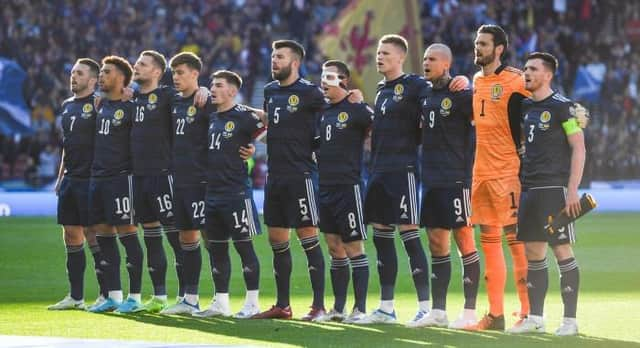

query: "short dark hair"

left=169, top=52, right=203, bottom=72
left=140, top=50, right=167, bottom=72
left=101, top=56, right=133, bottom=86
left=272, top=40, right=305, bottom=60
left=477, top=24, right=508, bottom=52
left=379, top=34, right=408, bottom=54
left=322, top=60, right=350, bottom=80
left=527, top=52, right=558, bottom=74
left=76, top=58, right=100, bottom=78
left=211, top=70, right=243, bottom=89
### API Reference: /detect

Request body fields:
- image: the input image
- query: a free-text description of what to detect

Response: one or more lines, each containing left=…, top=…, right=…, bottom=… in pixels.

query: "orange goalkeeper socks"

left=480, top=227, right=506, bottom=317
left=506, top=232, right=530, bottom=316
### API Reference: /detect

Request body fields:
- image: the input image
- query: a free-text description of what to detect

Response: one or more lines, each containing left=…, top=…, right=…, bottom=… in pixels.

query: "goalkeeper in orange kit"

left=466, top=24, right=530, bottom=331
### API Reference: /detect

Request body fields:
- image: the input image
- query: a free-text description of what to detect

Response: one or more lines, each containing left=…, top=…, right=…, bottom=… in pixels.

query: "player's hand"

left=572, top=103, right=590, bottom=128
left=449, top=75, right=470, bottom=91
left=121, top=87, right=134, bottom=101
left=347, top=89, right=364, bottom=103
left=194, top=87, right=210, bottom=108
left=564, top=190, right=581, bottom=218
left=239, top=144, right=255, bottom=160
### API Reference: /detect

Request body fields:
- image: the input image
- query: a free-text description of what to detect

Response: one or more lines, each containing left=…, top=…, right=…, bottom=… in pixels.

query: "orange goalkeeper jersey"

left=472, top=64, right=531, bottom=181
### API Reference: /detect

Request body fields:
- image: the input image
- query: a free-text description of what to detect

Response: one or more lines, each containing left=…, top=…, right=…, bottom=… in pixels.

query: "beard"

left=474, top=50, right=496, bottom=67
left=272, top=63, right=293, bottom=81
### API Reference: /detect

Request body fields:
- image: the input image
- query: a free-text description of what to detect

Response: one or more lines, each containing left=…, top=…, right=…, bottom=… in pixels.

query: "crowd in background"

left=0, top=0, right=638, bottom=188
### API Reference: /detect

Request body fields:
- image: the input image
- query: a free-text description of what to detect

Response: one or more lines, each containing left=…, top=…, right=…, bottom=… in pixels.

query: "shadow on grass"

left=108, top=312, right=640, bottom=348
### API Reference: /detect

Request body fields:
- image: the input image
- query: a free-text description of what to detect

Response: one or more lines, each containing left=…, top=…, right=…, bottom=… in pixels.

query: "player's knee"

left=524, top=242, right=547, bottom=260
left=179, top=230, right=200, bottom=244
left=551, top=244, right=574, bottom=261
left=503, top=223, right=517, bottom=235
left=343, top=240, right=365, bottom=258
left=270, top=239, right=290, bottom=254
left=428, top=229, right=450, bottom=256
left=63, top=226, right=85, bottom=245
left=296, top=226, right=318, bottom=240
left=142, top=222, right=161, bottom=229
left=116, top=224, right=137, bottom=235
left=454, top=226, right=477, bottom=255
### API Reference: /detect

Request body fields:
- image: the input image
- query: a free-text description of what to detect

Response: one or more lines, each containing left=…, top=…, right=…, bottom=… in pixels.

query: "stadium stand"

left=0, top=0, right=638, bottom=188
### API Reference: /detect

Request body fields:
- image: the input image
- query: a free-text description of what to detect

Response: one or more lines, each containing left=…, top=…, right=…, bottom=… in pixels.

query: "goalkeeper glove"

left=571, top=103, right=590, bottom=128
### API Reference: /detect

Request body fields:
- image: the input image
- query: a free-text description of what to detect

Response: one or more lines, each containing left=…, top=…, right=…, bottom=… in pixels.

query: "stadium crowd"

left=0, top=0, right=638, bottom=186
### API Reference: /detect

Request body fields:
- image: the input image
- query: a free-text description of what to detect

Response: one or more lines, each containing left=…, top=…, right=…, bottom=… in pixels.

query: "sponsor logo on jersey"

left=223, top=120, right=235, bottom=138
left=81, top=103, right=94, bottom=118
left=336, top=111, right=349, bottom=129
left=491, top=84, right=503, bottom=100
left=440, top=97, right=452, bottom=116
left=287, top=94, right=299, bottom=112
left=186, top=105, right=197, bottom=123
left=113, top=109, right=124, bottom=126
left=147, top=93, right=158, bottom=110
left=539, top=110, right=551, bottom=130
left=393, top=83, right=404, bottom=101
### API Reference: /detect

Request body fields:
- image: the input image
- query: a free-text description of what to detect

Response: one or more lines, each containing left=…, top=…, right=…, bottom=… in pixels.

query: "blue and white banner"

left=0, top=57, right=31, bottom=134
left=572, top=63, right=606, bottom=103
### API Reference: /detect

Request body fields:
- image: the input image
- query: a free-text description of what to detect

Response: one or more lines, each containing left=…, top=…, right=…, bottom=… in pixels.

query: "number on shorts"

left=453, top=198, right=462, bottom=216
left=400, top=195, right=408, bottom=215
left=156, top=194, right=172, bottom=213
left=191, top=201, right=205, bottom=219
left=509, top=192, right=517, bottom=209
left=347, top=212, right=357, bottom=229
left=232, top=209, right=248, bottom=228
left=114, top=197, right=130, bottom=214
left=298, top=198, right=308, bottom=216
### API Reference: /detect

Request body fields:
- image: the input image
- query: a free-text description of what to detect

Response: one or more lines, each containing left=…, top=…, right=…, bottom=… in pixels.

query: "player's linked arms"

left=450, top=75, right=470, bottom=91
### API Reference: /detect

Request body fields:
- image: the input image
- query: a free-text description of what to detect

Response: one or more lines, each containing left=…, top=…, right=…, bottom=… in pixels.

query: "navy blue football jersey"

left=59, top=94, right=97, bottom=178
left=207, top=104, right=266, bottom=196
left=421, top=83, right=474, bottom=187
left=171, top=93, right=212, bottom=186
left=317, top=98, right=373, bottom=185
left=91, top=99, right=135, bottom=177
left=521, top=92, right=577, bottom=188
left=263, top=78, right=325, bottom=177
left=131, top=86, right=173, bottom=175
left=370, top=73, right=430, bottom=173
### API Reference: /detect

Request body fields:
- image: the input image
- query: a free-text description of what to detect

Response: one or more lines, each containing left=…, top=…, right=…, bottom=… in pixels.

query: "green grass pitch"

left=1, top=213, right=639, bottom=347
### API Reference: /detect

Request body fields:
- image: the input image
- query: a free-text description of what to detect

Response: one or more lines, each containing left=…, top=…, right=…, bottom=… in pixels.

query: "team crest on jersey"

left=491, top=84, right=503, bottom=100
left=336, top=111, right=349, bottom=129
left=186, top=105, right=197, bottom=123
left=539, top=110, right=551, bottom=130
left=147, top=93, right=158, bottom=110
left=393, top=84, right=404, bottom=101
left=223, top=120, right=235, bottom=138
left=440, top=97, right=452, bottom=117
left=81, top=103, right=94, bottom=118
left=112, top=109, right=124, bottom=126
left=287, top=94, right=299, bottom=112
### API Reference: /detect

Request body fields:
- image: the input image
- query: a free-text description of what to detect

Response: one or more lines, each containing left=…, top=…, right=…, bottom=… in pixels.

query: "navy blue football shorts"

left=88, top=174, right=135, bottom=226
left=517, top=186, right=575, bottom=246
